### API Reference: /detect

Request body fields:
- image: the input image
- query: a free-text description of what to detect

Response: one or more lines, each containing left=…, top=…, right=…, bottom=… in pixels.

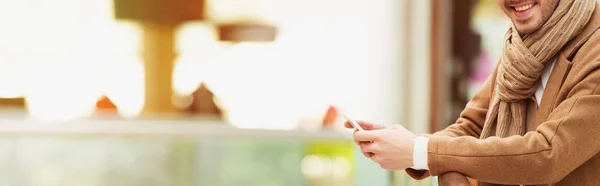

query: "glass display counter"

left=0, top=119, right=433, bottom=186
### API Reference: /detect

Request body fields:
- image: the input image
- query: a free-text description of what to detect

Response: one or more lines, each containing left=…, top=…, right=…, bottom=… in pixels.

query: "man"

left=346, top=0, right=600, bottom=185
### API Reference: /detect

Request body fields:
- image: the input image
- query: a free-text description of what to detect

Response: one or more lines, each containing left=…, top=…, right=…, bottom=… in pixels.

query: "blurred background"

left=0, top=0, right=532, bottom=185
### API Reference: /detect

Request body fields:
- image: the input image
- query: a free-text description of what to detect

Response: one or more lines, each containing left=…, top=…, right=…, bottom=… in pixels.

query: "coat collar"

left=534, top=3, right=600, bottom=126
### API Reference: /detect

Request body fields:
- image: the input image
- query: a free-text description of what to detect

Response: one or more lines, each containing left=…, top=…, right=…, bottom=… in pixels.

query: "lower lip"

left=513, top=4, right=536, bottom=20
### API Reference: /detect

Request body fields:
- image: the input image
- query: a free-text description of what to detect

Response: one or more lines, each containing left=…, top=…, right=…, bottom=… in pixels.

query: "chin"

left=514, top=24, right=540, bottom=35
left=513, top=15, right=545, bottom=35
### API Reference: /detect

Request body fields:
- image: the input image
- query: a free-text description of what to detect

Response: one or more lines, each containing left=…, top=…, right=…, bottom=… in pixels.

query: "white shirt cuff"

left=411, top=136, right=429, bottom=170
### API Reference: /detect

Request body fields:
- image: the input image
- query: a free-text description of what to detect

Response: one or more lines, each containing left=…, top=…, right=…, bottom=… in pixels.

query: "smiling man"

left=346, top=0, right=600, bottom=185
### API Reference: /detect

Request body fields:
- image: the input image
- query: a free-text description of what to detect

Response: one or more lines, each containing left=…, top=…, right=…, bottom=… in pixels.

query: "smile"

left=513, top=3, right=535, bottom=12
left=510, top=2, right=537, bottom=20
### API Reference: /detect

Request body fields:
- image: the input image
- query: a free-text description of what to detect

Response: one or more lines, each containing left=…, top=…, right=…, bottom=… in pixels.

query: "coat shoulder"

left=574, top=29, right=600, bottom=64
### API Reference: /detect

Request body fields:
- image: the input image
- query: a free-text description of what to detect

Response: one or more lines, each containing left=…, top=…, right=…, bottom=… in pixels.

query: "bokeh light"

left=0, top=0, right=145, bottom=120
left=300, top=155, right=351, bottom=179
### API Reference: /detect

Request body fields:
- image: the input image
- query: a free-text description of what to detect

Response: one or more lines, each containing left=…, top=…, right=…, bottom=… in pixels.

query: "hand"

left=353, top=124, right=417, bottom=170
left=438, top=172, right=472, bottom=186
left=344, top=120, right=387, bottom=157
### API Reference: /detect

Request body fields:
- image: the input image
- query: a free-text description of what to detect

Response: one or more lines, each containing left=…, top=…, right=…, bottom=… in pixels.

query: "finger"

left=363, top=152, right=369, bottom=157
left=359, top=141, right=378, bottom=153
left=357, top=143, right=373, bottom=159
left=370, top=154, right=383, bottom=164
left=353, top=130, right=361, bottom=145
left=391, top=124, right=411, bottom=132
left=354, top=130, right=379, bottom=142
left=354, top=130, right=374, bottom=142
left=355, top=138, right=360, bottom=145
left=391, top=124, right=405, bottom=129
left=355, top=120, right=386, bottom=130
left=358, top=141, right=373, bottom=149
left=344, top=121, right=354, bottom=129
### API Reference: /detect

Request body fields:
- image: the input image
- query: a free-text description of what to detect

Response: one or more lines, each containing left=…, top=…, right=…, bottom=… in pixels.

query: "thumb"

left=355, top=120, right=386, bottom=130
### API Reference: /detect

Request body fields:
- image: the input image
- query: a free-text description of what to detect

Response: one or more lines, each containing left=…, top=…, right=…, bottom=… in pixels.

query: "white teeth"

left=515, top=4, right=532, bottom=11
left=515, top=4, right=534, bottom=11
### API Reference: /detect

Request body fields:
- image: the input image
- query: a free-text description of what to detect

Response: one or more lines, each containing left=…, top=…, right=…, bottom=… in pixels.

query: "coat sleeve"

left=426, top=58, right=600, bottom=185
left=405, top=71, right=494, bottom=180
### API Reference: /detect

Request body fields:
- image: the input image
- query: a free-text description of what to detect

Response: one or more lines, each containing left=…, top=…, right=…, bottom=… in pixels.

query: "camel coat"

left=407, top=3, right=600, bottom=186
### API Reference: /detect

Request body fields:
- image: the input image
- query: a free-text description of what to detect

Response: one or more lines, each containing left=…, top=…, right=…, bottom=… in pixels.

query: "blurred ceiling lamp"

left=207, top=0, right=278, bottom=42
left=217, top=23, right=277, bottom=42
left=113, top=0, right=205, bottom=24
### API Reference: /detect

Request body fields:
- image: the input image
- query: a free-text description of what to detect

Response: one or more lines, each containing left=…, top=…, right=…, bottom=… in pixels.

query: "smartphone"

left=342, top=113, right=364, bottom=131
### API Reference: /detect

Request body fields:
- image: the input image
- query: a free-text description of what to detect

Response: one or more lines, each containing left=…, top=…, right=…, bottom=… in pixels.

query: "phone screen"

left=342, top=113, right=364, bottom=131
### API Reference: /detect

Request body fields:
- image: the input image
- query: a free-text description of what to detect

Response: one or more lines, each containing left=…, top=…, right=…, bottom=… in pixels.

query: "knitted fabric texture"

left=481, top=0, right=596, bottom=138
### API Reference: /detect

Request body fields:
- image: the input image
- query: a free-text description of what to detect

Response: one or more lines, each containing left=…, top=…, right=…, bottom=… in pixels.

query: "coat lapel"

left=534, top=4, right=600, bottom=126
left=534, top=55, right=571, bottom=126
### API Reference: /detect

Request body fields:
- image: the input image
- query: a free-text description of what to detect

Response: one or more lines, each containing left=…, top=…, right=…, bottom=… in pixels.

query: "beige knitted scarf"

left=480, top=0, right=596, bottom=138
